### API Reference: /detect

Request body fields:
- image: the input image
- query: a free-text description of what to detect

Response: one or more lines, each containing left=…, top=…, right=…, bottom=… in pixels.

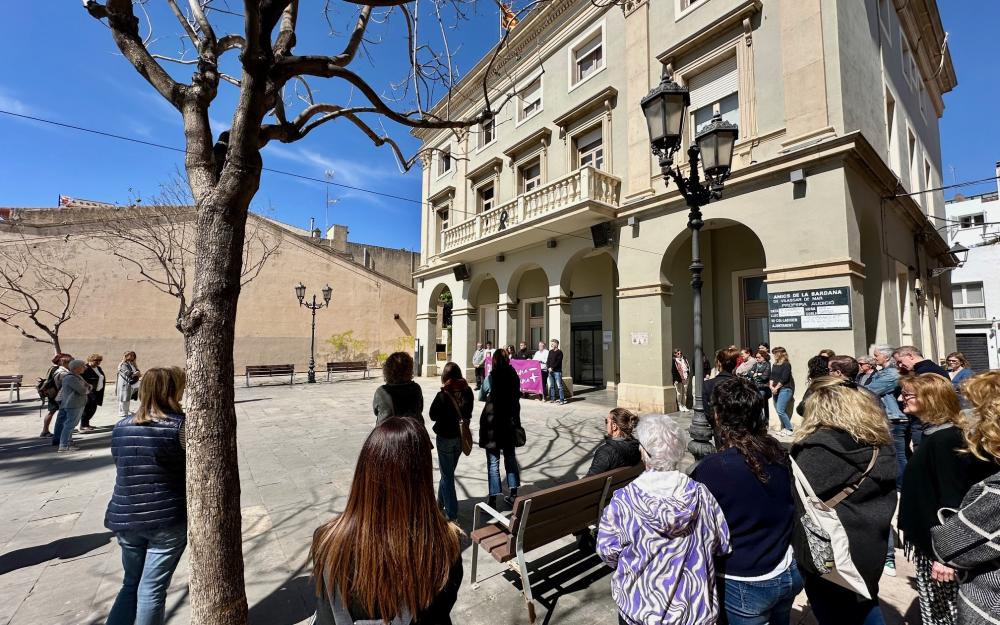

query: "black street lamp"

left=642, top=68, right=739, bottom=461
left=295, top=282, right=333, bottom=383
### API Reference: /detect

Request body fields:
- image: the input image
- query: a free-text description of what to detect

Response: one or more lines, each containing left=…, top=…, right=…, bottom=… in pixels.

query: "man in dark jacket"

left=893, top=346, right=949, bottom=378
left=546, top=339, right=565, bottom=404
left=514, top=341, right=532, bottom=360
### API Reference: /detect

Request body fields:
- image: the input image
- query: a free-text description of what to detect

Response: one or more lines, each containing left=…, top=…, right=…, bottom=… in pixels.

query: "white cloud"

left=262, top=143, right=404, bottom=191
left=0, top=88, right=38, bottom=117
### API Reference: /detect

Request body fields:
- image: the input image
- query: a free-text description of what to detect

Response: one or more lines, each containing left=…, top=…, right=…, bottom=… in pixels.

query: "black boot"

left=504, top=488, right=518, bottom=507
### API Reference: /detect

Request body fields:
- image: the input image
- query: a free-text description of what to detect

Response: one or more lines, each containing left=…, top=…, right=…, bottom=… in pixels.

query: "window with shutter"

left=688, top=57, right=739, bottom=138
left=575, top=126, right=604, bottom=170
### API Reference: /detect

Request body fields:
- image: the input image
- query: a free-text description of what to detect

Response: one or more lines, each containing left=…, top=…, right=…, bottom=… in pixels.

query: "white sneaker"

left=778, top=429, right=794, bottom=438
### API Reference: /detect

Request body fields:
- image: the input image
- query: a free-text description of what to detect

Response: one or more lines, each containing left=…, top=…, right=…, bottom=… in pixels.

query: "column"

left=416, top=310, right=438, bottom=377
left=547, top=290, right=573, bottom=396
left=616, top=283, right=674, bottom=413
left=498, top=296, right=519, bottom=349
left=451, top=306, right=477, bottom=380
left=623, top=0, right=654, bottom=201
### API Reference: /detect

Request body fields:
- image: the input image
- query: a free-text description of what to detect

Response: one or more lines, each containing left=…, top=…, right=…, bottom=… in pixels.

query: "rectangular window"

left=436, top=206, right=449, bottom=231
left=878, top=0, right=892, bottom=39
left=526, top=300, right=546, bottom=348
left=518, top=77, right=542, bottom=121
left=741, top=275, right=769, bottom=348
left=573, top=32, right=604, bottom=85
left=959, top=214, right=985, bottom=229
left=477, top=183, right=495, bottom=213
left=575, top=126, right=604, bottom=170
left=901, top=40, right=911, bottom=87
left=479, top=305, right=498, bottom=345
left=953, top=283, right=986, bottom=320
left=924, top=160, right=932, bottom=193
left=907, top=130, right=916, bottom=187
left=520, top=160, right=542, bottom=193
left=437, top=149, right=451, bottom=176
left=478, top=118, right=496, bottom=149
left=885, top=89, right=896, bottom=172
left=688, top=56, right=739, bottom=139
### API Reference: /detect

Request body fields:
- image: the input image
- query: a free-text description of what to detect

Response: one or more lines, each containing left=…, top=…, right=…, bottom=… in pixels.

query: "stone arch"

left=662, top=219, right=768, bottom=361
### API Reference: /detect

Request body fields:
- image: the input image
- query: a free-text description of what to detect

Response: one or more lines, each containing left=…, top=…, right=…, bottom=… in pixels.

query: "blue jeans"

left=54, top=406, right=85, bottom=448
left=774, top=387, right=794, bottom=431
left=436, top=436, right=462, bottom=520
left=106, top=524, right=187, bottom=625
left=720, top=562, right=803, bottom=625
left=548, top=371, right=565, bottom=402
left=486, top=448, right=520, bottom=497
left=803, top=571, right=885, bottom=625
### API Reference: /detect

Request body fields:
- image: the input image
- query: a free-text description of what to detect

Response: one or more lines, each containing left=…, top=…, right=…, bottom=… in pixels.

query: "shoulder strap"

left=823, top=447, right=880, bottom=508
left=443, top=390, right=464, bottom=422
left=330, top=587, right=412, bottom=625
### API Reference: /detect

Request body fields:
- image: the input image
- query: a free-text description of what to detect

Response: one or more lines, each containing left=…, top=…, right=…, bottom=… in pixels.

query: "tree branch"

left=84, top=0, right=186, bottom=108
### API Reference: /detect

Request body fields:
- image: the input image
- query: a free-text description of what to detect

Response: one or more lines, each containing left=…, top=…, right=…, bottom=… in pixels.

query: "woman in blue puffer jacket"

left=104, top=367, right=186, bottom=625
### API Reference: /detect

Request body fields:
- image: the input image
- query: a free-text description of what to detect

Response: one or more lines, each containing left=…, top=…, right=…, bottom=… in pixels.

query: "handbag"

left=443, top=390, right=474, bottom=456
left=791, top=447, right=879, bottom=599
left=514, top=425, right=527, bottom=448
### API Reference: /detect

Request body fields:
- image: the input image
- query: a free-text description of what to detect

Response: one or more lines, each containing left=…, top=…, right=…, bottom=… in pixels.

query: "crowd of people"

left=44, top=337, right=995, bottom=625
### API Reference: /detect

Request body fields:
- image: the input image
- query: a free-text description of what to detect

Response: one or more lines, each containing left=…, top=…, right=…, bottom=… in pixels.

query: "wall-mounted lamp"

left=393, top=313, right=400, bottom=320
left=546, top=240, right=557, bottom=249
left=496, top=254, right=505, bottom=262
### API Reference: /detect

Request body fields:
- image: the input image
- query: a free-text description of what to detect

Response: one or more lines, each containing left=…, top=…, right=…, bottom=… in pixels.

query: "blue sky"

left=0, top=3, right=997, bottom=251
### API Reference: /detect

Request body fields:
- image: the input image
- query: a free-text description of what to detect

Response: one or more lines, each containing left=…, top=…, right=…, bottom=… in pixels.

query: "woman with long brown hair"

left=898, top=373, right=1000, bottom=625
left=311, top=417, right=462, bottom=624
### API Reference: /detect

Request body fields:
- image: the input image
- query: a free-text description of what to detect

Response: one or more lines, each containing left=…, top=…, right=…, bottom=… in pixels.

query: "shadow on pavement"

left=248, top=572, right=315, bottom=625
left=0, top=531, right=114, bottom=575
left=499, top=541, right=612, bottom=625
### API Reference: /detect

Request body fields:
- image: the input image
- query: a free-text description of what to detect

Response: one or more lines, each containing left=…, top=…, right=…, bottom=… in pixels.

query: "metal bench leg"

left=516, top=546, right=536, bottom=624
left=246, top=373, right=250, bottom=388
left=471, top=504, right=481, bottom=587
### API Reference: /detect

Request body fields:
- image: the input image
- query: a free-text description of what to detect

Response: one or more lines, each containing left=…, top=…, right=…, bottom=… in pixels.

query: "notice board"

left=768, top=287, right=852, bottom=331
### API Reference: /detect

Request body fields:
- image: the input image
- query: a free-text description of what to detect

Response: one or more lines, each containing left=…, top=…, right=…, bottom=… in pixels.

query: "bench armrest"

left=472, top=502, right=511, bottom=532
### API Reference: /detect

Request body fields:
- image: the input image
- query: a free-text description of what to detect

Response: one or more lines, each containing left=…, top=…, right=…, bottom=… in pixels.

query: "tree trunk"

left=182, top=182, right=255, bottom=625
left=52, top=337, right=61, bottom=355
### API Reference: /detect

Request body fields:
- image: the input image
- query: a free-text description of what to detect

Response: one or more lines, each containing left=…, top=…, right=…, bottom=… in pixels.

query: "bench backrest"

left=507, top=463, right=643, bottom=553
left=0, top=375, right=22, bottom=383
left=246, top=365, right=294, bottom=375
left=326, top=361, right=367, bottom=371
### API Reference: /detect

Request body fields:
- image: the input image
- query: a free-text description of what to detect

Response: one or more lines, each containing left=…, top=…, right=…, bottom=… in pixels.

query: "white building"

left=945, top=163, right=1000, bottom=371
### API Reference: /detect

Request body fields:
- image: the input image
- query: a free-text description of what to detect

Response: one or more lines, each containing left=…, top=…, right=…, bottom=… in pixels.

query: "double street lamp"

left=295, top=282, right=333, bottom=383
left=641, top=68, right=739, bottom=461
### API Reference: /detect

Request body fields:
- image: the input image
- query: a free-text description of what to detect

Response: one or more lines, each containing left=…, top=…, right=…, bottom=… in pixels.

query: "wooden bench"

left=470, top=463, right=643, bottom=623
left=325, top=361, right=369, bottom=382
left=0, top=375, right=23, bottom=403
left=244, top=364, right=295, bottom=387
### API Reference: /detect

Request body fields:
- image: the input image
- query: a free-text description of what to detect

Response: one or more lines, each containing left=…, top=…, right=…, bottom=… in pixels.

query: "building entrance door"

left=572, top=322, right=603, bottom=386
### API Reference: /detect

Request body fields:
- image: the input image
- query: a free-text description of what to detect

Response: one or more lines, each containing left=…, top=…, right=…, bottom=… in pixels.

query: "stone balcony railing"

left=440, top=166, right=621, bottom=255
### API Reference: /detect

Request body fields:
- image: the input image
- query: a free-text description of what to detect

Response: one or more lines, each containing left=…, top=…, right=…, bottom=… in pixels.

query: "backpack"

left=791, top=448, right=879, bottom=599
left=36, top=366, right=57, bottom=400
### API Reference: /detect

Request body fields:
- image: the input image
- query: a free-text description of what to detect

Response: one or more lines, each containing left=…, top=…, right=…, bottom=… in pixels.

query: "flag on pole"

left=500, top=2, right=519, bottom=31
left=58, top=195, right=73, bottom=207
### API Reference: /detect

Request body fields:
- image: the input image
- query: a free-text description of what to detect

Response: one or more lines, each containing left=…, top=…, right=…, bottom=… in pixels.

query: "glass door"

left=571, top=322, right=603, bottom=386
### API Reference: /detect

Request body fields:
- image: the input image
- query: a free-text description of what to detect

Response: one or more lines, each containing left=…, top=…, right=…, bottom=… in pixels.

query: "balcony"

left=439, top=166, right=621, bottom=261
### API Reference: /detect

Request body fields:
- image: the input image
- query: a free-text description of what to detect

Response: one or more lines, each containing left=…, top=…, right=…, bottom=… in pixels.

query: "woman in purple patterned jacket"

left=597, top=414, right=731, bottom=625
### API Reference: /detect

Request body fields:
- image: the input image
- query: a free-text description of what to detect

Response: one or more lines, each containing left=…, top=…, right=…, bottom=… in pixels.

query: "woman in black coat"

left=80, top=353, right=106, bottom=430
left=479, top=350, right=522, bottom=509
left=791, top=377, right=897, bottom=625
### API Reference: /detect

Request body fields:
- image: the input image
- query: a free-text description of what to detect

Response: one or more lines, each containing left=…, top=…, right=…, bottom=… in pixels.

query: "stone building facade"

left=413, top=0, right=958, bottom=412
left=0, top=203, right=417, bottom=376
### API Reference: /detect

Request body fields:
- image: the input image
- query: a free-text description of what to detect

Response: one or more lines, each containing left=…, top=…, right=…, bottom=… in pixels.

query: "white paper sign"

left=630, top=331, right=649, bottom=345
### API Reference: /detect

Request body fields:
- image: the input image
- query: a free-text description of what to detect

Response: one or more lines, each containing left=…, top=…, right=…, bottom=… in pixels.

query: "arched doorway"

left=508, top=265, right=549, bottom=351
left=426, top=283, right=454, bottom=366
left=560, top=250, right=619, bottom=388
left=662, top=221, right=767, bottom=360
left=470, top=276, right=500, bottom=347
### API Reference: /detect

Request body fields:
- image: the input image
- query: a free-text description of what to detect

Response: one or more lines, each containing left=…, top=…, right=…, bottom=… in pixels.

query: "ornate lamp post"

left=641, top=68, right=739, bottom=460
left=295, top=282, right=333, bottom=383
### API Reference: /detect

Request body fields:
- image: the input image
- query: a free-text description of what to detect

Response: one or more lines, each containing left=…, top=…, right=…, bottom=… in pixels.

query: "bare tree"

left=95, top=178, right=280, bottom=331
left=80, top=1, right=521, bottom=623
left=0, top=232, right=83, bottom=355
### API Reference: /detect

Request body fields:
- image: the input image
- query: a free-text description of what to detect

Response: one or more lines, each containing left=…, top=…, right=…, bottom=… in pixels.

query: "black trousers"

left=474, top=366, right=485, bottom=389
left=81, top=400, right=99, bottom=428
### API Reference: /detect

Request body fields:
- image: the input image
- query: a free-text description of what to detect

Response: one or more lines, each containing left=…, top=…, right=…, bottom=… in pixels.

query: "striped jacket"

left=597, top=471, right=731, bottom=625
left=932, top=473, right=1000, bottom=625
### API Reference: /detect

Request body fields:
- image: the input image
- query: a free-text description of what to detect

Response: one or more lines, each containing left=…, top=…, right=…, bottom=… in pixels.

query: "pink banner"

left=484, top=357, right=545, bottom=395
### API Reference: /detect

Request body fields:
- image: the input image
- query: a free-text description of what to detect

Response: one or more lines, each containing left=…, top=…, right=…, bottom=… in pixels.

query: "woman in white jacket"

left=116, top=351, right=140, bottom=417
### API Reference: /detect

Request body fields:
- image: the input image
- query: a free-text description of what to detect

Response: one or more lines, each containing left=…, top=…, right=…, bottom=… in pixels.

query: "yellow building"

left=413, top=0, right=957, bottom=412
left=0, top=201, right=417, bottom=377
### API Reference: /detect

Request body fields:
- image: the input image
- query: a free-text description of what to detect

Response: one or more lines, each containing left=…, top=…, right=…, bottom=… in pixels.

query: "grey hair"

left=634, top=414, right=689, bottom=471
left=871, top=344, right=895, bottom=360
left=894, top=345, right=922, bottom=359
left=857, top=355, right=877, bottom=366
left=67, top=359, right=86, bottom=371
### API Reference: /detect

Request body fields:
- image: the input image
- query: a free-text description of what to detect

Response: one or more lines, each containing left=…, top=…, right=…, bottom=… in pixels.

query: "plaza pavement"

left=0, top=376, right=920, bottom=624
